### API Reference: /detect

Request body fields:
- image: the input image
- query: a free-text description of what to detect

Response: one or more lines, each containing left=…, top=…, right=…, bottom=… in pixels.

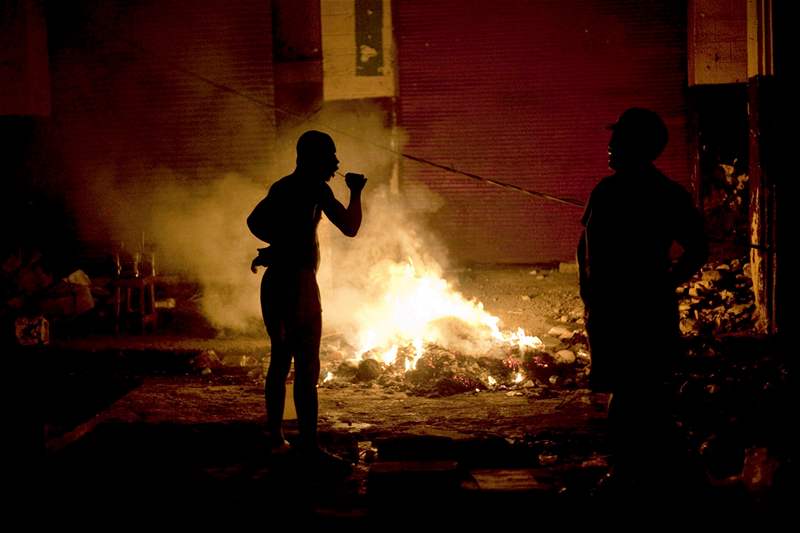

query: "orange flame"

left=350, top=259, right=542, bottom=369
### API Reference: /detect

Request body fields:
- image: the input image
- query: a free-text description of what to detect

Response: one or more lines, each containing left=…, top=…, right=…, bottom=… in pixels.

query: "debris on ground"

left=677, top=257, right=756, bottom=335
left=319, top=335, right=591, bottom=398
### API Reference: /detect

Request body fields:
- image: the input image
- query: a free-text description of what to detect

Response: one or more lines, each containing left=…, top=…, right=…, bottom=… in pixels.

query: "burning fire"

left=349, top=259, right=542, bottom=370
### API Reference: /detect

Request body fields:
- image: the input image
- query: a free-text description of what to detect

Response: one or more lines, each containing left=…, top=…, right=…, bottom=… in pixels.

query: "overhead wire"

left=111, top=33, right=586, bottom=209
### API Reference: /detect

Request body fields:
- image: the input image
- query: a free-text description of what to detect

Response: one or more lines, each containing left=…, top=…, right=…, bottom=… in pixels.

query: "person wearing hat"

left=577, top=108, right=708, bottom=492
left=248, top=130, right=367, bottom=470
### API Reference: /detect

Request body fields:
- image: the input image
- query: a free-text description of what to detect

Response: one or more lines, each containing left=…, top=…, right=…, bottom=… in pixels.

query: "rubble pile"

left=319, top=330, right=592, bottom=397
left=676, top=258, right=756, bottom=335
left=703, top=164, right=750, bottom=246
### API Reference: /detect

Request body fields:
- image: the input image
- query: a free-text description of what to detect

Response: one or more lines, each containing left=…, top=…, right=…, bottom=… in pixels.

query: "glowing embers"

left=321, top=341, right=585, bottom=398
left=313, top=258, right=561, bottom=395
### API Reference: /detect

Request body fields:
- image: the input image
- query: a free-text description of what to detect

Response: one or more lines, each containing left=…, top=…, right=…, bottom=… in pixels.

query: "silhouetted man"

left=248, top=130, right=366, bottom=466
left=578, top=108, right=707, bottom=490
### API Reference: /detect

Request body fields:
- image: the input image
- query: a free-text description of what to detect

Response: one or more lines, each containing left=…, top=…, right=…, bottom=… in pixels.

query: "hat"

left=608, top=108, right=668, bottom=161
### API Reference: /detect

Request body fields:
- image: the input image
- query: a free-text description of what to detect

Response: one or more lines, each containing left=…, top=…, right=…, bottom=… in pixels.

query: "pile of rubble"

left=319, top=328, right=592, bottom=397
left=676, top=258, right=757, bottom=335
left=703, top=163, right=750, bottom=246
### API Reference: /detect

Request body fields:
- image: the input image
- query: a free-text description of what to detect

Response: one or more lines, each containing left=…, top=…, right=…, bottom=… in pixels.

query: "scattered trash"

left=558, top=262, right=578, bottom=274
left=192, top=349, right=222, bottom=372
left=676, top=257, right=756, bottom=335
left=358, top=441, right=378, bottom=463
left=538, top=453, right=559, bottom=465
left=741, top=447, right=779, bottom=493
left=547, top=326, right=571, bottom=338
left=554, top=350, right=576, bottom=365
left=15, top=315, right=50, bottom=345
left=155, top=298, right=176, bottom=309
left=357, top=359, right=382, bottom=382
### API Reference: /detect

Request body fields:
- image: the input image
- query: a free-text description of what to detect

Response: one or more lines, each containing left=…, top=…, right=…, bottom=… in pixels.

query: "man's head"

left=607, top=108, right=668, bottom=170
left=296, top=130, right=339, bottom=181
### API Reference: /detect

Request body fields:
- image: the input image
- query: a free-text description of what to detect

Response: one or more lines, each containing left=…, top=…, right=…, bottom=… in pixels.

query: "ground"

left=22, top=266, right=792, bottom=523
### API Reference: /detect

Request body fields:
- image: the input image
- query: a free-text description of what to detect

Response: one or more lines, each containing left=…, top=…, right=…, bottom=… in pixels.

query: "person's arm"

left=247, top=195, right=274, bottom=243
left=669, top=189, right=709, bottom=286
left=577, top=230, right=590, bottom=305
left=320, top=173, right=367, bottom=237
left=250, top=247, right=273, bottom=273
left=577, top=192, right=595, bottom=306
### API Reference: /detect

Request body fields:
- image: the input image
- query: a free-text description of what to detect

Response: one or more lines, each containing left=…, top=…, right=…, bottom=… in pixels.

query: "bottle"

left=117, top=242, right=138, bottom=278
left=112, top=251, right=122, bottom=278
left=141, top=250, right=156, bottom=277
left=140, top=233, right=156, bottom=277
left=112, top=240, right=126, bottom=278
left=131, top=252, right=141, bottom=278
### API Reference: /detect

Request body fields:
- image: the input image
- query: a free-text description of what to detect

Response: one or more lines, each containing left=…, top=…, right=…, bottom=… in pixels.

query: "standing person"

left=577, top=108, right=708, bottom=490
left=248, top=130, right=367, bottom=467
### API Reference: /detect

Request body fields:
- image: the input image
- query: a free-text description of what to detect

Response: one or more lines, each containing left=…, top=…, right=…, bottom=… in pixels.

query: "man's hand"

left=345, top=172, right=367, bottom=192
left=250, top=247, right=272, bottom=273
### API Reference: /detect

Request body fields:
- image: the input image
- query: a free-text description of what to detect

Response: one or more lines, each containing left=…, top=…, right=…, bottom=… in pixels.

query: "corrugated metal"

left=47, top=0, right=276, bottom=241
left=395, top=0, right=689, bottom=264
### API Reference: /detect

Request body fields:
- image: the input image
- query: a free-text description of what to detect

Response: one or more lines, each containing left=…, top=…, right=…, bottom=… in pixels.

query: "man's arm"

left=577, top=230, right=590, bottom=305
left=247, top=196, right=273, bottom=243
left=576, top=192, right=594, bottom=306
left=321, top=173, right=366, bottom=237
left=670, top=189, right=709, bottom=286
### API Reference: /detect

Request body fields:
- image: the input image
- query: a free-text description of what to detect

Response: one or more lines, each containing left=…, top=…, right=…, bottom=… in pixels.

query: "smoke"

left=66, top=98, right=453, bottom=338
left=144, top=105, right=454, bottom=338
left=44, top=1, right=464, bottom=342
left=142, top=107, right=452, bottom=337
left=69, top=162, right=270, bottom=332
left=143, top=170, right=267, bottom=332
left=319, top=183, right=450, bottom=342
left=281, top=106, right=454, bottom=343
left=63, top=94, right=526, bottom=357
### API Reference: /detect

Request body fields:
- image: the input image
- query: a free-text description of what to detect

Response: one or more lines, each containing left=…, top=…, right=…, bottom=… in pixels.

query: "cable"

left=110, top=36, right=775, bottom=252
left=112, top=33, right=587, bottom=209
